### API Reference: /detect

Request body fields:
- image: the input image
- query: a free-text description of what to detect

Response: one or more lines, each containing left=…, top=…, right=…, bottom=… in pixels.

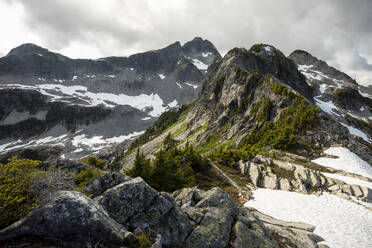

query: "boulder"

left=98, top=177, right=192, bottom=246
left=0, top=191, right=135, bottom=246
left=85, top=172, right=131, bottom=197
left=341, top=184, right=354, bottom=195
left=195, top=187, right=239, bottom=213
left=360, top=186, right=372, bottom=202
left=239, top=160, right=249, bottom=175
left=248, top=162, right=261, bottom=186
left=261, top=173, right=278, bottom=189
left=186, top=207, right=235, bottom=248
left=279, top=178, right=292, bottom=191
left=350, top=185, right=363, bottom=197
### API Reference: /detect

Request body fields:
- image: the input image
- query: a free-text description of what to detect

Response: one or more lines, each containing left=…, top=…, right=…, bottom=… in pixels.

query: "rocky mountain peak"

left=7, top=43, right=48, bottom=56
left=289, top=49, right=357, bottom=86
left=182, top=37, right=220, bottom=56
left=201, top=44, right=312, bottom=101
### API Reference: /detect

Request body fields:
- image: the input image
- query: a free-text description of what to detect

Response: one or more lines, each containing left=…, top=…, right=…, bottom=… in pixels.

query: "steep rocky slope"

left=0, top=37, right=221, bottom=159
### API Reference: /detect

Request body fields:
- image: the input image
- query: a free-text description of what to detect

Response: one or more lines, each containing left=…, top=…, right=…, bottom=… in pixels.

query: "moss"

left=136, top=233, right=151, bottom=248
left=214, top=77, right=225, bottom=98
left=0, top=157, right=41, bottom=229
left=74, top=166, right=103, bottom=192
left=172, top=121, right=188, bottom=137
left=81, top=156, right=106, bottom=169
left=256, top=98, right=272, bottom=122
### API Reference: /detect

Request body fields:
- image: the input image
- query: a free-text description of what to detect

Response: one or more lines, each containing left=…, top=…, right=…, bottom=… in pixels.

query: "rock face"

left=97, top=177, right=192, bottom=246
left=0, top=191, right=136, bottom=246
left=0, top=37, right=221, bottom=159
left=85, top=172, right=131, bottom=197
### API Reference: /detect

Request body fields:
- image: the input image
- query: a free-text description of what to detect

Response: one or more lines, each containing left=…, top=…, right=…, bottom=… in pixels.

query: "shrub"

left=0, top=157, right=40, bottom=229
left=82, top=156, right=106, bottom=169
left=136, top=233, right=151, bottom=248
left=74, top=166, right=103, bottom=191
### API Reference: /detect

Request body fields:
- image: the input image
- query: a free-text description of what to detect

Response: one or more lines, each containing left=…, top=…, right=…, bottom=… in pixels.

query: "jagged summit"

left=289, top=49, right=357, bottom=86
left=201, top=44, right=312, bottom=100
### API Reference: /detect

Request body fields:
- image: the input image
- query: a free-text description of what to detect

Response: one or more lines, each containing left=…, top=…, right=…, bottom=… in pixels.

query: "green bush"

left=0, top=157, right=40, bottom=229
left=136, top=233, right=151, bottom=248
left=82, top=156, right=106, bottom=169
left=74, top=166, right=103, bottom=190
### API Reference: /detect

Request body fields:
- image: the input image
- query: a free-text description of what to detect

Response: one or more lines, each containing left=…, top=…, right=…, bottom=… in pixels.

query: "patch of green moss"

left=256, top=98, right=272, bottom=122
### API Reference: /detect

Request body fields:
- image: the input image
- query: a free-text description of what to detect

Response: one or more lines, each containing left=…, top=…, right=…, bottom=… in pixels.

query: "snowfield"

left=312, top=147, right=372, bottom=179
left=245, top=189, right=372, bottom=248
left=1, top=84, right=167, bottom=117
left=71, top=131, right=144, bottom=153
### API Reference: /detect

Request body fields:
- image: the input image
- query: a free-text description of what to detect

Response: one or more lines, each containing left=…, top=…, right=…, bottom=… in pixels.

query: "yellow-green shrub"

left=0, top=157, right=40, bottom=229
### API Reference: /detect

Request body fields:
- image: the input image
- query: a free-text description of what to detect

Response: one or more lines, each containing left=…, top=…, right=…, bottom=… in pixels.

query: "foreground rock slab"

left=0, top=191, right=136, bottom=246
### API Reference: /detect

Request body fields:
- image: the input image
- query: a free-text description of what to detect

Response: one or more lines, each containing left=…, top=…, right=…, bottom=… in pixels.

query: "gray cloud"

left=2, top=0, right=372, bottom=85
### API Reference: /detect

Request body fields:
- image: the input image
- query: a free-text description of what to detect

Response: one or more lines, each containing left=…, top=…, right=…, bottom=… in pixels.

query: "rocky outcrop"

left=96, top=177, right=192, bottom=246
left=85, top=172, right=131, bottom=197
left=0, top=191, right=137, bottom=246
left=239, top=154, right=372, bottom=206
left=173, top=187, right=325, bottom=248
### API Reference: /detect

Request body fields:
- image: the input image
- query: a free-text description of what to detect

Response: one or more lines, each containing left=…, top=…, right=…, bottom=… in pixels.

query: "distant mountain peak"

left=8, top=43, right=49, bottom=56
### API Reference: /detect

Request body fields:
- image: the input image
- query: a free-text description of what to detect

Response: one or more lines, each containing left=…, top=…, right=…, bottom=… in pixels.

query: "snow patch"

left=340, top=123, right=370, bottom=143
left=191, top=59, right=208, bottom=70
left=314, top=98, right=340, bottom=116
left=72, top=76, right=78, bottom=81
left=264, top=46, right=271, bottom=52
left=312, top=147, right=372, bottom=179
left=108, top=75, right=115, bottom=78
left=185, top=83, right=199, bottom=89
left=167, top=99, right=178, bottom=108
left=176, top=82, right=182, bottom=89
left=158, top=74, right=166, bottom=80
left=141, top=117, right=151, bottom=121
left=202, top=52, right=212, bottom=57
left=71, top=131, right=144, bottom=152
left=245, top=189, right=372, bottom=248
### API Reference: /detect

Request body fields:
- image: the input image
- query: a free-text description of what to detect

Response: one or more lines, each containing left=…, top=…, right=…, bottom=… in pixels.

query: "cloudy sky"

left=1, top=0, right=371, bottom=86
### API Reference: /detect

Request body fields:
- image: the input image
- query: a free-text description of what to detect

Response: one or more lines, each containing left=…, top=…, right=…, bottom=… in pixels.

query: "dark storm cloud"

left=3, top=0, right=372, bottom=84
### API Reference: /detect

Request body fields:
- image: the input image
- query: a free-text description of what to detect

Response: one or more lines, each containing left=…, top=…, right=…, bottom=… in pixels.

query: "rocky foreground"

left=0, top=172, right=327, bottom=248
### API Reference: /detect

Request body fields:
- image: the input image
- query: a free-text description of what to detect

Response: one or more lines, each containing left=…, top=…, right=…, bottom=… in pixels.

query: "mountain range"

left=0, top=38, right=371, bottom=248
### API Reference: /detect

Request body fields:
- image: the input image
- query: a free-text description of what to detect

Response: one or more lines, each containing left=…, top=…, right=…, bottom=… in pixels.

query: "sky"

left=1, top=0, right=372, bottom=86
